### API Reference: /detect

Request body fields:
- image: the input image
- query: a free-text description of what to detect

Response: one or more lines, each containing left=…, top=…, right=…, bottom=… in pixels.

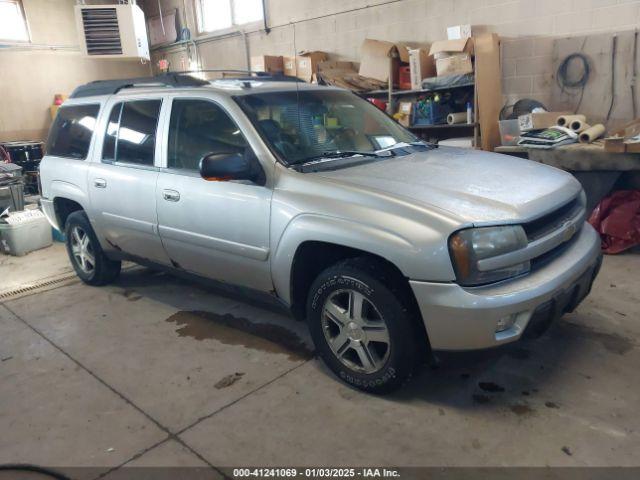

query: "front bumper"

left=409, top=223, right=602, bottom=351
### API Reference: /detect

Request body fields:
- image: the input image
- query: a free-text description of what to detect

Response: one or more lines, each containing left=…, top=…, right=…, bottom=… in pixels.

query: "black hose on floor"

left=0, top=464, right=71, bottom=480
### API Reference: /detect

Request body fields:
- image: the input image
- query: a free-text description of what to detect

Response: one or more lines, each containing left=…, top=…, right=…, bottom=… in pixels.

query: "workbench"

left=494, top=143, right=640, bottom=212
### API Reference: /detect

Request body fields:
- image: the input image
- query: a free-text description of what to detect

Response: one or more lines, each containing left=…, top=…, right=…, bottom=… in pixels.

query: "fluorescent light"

left=78, top=116, right=96, bottom=131
left=118, top=127, right=147, bottom=145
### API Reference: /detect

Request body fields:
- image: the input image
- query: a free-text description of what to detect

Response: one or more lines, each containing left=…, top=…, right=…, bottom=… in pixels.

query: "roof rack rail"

left=69, top=73, right=208, bottom=99
left=190, top=69, right=305, bottom=83
left=69, top=70, right=304, bottom=99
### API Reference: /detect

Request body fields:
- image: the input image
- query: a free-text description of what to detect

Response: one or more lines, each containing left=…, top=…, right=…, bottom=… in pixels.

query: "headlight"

left=449, top=225, right=529, bottom=286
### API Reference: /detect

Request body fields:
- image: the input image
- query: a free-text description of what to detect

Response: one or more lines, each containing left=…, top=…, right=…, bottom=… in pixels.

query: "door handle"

left=162, top=189, right=180, bottom=202
left=94, top=178, right=107, bottom=188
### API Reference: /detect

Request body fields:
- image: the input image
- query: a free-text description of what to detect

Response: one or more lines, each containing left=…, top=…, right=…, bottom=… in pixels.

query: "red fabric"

left=588, top=190, right=640, bottom=254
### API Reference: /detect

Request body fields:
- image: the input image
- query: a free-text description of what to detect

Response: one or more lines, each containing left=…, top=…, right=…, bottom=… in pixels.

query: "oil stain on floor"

left=165, top=310, right=314, bottom=361
left=558, top=321, right=635, bottom=355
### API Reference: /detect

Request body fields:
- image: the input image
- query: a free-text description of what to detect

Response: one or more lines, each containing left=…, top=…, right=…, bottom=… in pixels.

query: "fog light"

left=496, top=314, right=517, bottom=333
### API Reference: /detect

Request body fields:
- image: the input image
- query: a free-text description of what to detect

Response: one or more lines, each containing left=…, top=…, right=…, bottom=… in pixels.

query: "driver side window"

left=168, top=99, right=248, bottom=171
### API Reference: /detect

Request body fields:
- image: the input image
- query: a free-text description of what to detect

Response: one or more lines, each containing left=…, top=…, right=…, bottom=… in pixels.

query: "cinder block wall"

left=0, top=0, right=151, bottom=142
left=148, top=0, right=640, bottom=108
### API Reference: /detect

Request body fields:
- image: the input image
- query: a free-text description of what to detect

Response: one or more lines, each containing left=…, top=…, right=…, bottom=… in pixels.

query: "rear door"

left=155, top=96, right=272, bottom=291
left=88, top=97, right=170, bottom=264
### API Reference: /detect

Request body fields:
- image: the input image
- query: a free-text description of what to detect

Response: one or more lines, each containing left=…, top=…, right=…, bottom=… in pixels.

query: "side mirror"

left=199, top=149, right=264, bottom=184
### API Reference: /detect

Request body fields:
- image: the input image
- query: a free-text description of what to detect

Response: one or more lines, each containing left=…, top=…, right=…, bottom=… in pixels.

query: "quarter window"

left=46, top=104, right=100, bottom=160
left=168, top=99, right=247, bottom=171
left=101, top=100, right=162, bottom=166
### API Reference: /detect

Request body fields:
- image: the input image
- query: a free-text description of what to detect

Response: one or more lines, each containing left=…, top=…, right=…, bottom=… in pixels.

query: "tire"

left=64, top=210, right=121, bottom=286
left=306, top=257, right=421, bottom=394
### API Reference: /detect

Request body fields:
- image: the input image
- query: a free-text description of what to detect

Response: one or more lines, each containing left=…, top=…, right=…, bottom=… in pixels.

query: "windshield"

left=235, top=89, right=417, bottom=166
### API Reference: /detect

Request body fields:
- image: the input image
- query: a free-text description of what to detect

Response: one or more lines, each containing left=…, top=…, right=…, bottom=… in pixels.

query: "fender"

left=50, top=180, right=89, bottom=206
left=271, top=213, right=443, bottom=305
left=44, top=180, right=90, bottom=230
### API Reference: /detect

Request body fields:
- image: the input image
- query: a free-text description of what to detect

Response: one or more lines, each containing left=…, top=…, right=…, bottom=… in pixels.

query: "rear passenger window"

left=102, top=99, right=162, bottom=166
left=167, top=99, right=247, bottom=171
left=46, top=104, right=100, bottom=159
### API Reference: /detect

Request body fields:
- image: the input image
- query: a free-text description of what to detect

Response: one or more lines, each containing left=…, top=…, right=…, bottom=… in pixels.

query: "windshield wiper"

left=295, top=149, right=394, bottom=166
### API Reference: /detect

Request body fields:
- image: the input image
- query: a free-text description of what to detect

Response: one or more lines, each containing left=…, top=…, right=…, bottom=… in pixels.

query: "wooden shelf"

left=363, top=81, right=475, bottom=97
left=394, top=82, right=474, bottom=97
left=408, top=123, right=477, bottom=130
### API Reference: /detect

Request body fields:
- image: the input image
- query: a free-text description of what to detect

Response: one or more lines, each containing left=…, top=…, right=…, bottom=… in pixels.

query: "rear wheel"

left=65, top=211, right=121, bottom=285
left=307, top=257, right=420, bottom=393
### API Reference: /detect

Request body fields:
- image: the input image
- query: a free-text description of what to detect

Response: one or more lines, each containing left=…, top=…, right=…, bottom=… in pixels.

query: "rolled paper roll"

left=557, top=114, right=586, bottom=127
left=579, top=124, right=606, bottom=143
left=447, top=112, right=467, bottom=124
left=570, top=119, right=590, bottom=133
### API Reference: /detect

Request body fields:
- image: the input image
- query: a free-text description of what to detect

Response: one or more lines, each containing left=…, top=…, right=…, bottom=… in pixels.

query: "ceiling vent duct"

left=75, top=3, right=149, bottom=61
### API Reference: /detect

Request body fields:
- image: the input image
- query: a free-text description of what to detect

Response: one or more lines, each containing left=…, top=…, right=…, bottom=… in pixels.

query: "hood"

left=310, top=147, right=582, bottom=224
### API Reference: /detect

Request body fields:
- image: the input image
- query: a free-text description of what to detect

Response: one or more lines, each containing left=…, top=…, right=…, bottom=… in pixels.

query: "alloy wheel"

left=70, top=225, right=95, bottom=275
left=321, top=289, right=391, bottom=374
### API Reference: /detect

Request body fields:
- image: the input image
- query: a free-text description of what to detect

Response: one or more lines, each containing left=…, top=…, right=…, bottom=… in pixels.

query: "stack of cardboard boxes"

left=356, top=26, right=474, bottom=91
left=248, top=24, right=476, bottom=90
left=358, top=39, right=435, bottom=91
left=250, top=51, right=329, bottom=82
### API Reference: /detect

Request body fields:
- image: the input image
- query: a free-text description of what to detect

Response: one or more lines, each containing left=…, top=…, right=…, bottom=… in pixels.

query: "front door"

left=89, top=98, right=170, bottom=264
left=155, top=97, right=272, bottom=291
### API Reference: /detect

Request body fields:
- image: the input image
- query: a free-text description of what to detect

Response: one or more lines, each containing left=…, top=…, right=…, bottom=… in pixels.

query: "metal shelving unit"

left=362, top=78, right=478, bottom=145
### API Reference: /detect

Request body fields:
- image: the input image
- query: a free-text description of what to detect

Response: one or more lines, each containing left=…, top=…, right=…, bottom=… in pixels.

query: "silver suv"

left=40, top=73, right=602, bottom=393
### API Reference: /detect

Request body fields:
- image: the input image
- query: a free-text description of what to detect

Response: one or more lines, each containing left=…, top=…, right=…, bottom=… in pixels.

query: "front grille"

left=530, top=236, right=573, bottom=271
left=81, top=8, right=122, bottom=56
left=523, top=196, right=581, bottom=242
left=523, top=193, right=585, bottom=271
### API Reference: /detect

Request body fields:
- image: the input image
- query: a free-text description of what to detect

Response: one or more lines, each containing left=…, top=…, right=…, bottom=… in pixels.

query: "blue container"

left=412, top=100, right=452, bottom=125
left=52, top=227, right=66, bottom=242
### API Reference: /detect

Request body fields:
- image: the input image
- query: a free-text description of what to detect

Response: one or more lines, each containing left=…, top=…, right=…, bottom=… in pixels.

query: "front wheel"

left=65, top=211, right=121, bottom=286
left=306, top=258, right=420, bottom=393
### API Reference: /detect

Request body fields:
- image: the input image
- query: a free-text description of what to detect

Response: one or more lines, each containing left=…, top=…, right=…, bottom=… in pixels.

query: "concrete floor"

left=1, top=242, right=639, bottom=478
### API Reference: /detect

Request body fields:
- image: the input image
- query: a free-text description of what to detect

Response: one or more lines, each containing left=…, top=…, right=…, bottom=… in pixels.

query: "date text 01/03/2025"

left=232, top=468, right=401, bottom=478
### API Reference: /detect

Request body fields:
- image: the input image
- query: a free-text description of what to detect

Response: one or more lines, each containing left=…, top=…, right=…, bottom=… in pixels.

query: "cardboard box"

left=518, top=111, right=570, bottom=132
left=397, top=101, right=413, bottom=127
left=435, top=53, right=472, bottom=76
left=295, top=51, right=328, bottom=82
left=474, top=33, right=501, bottom=151
left=359, top=39, right=412, bottom=83
left=429, top=38, right=473, bottom=77
left=318, top=60, right=356, bottom=72
left=604, top=119, right=640, bottom=153
left=250, top=55, right=284, bottom=74
left=316, top=61, right=387, bottom=91
left=283, top=56, right=297, bottom=77
left=429, top=38, right=473, bottom=57
left=447, top=24, right=474, bottom=40
left=408, top=48, right=435, bottom=90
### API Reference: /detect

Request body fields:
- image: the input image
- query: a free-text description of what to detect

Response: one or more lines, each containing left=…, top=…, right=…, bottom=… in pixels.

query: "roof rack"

left=69, top=70, right=304, bottom=99
left=69, top=73, right=207, bottom=99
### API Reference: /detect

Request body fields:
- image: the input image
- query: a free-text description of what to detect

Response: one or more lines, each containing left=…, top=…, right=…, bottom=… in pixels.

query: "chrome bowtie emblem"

left=563, top=222, right=577, bottom=241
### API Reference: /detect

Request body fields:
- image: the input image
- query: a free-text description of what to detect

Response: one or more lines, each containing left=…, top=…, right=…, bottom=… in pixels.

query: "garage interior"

left=1, top=0, right=640, bottom=478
